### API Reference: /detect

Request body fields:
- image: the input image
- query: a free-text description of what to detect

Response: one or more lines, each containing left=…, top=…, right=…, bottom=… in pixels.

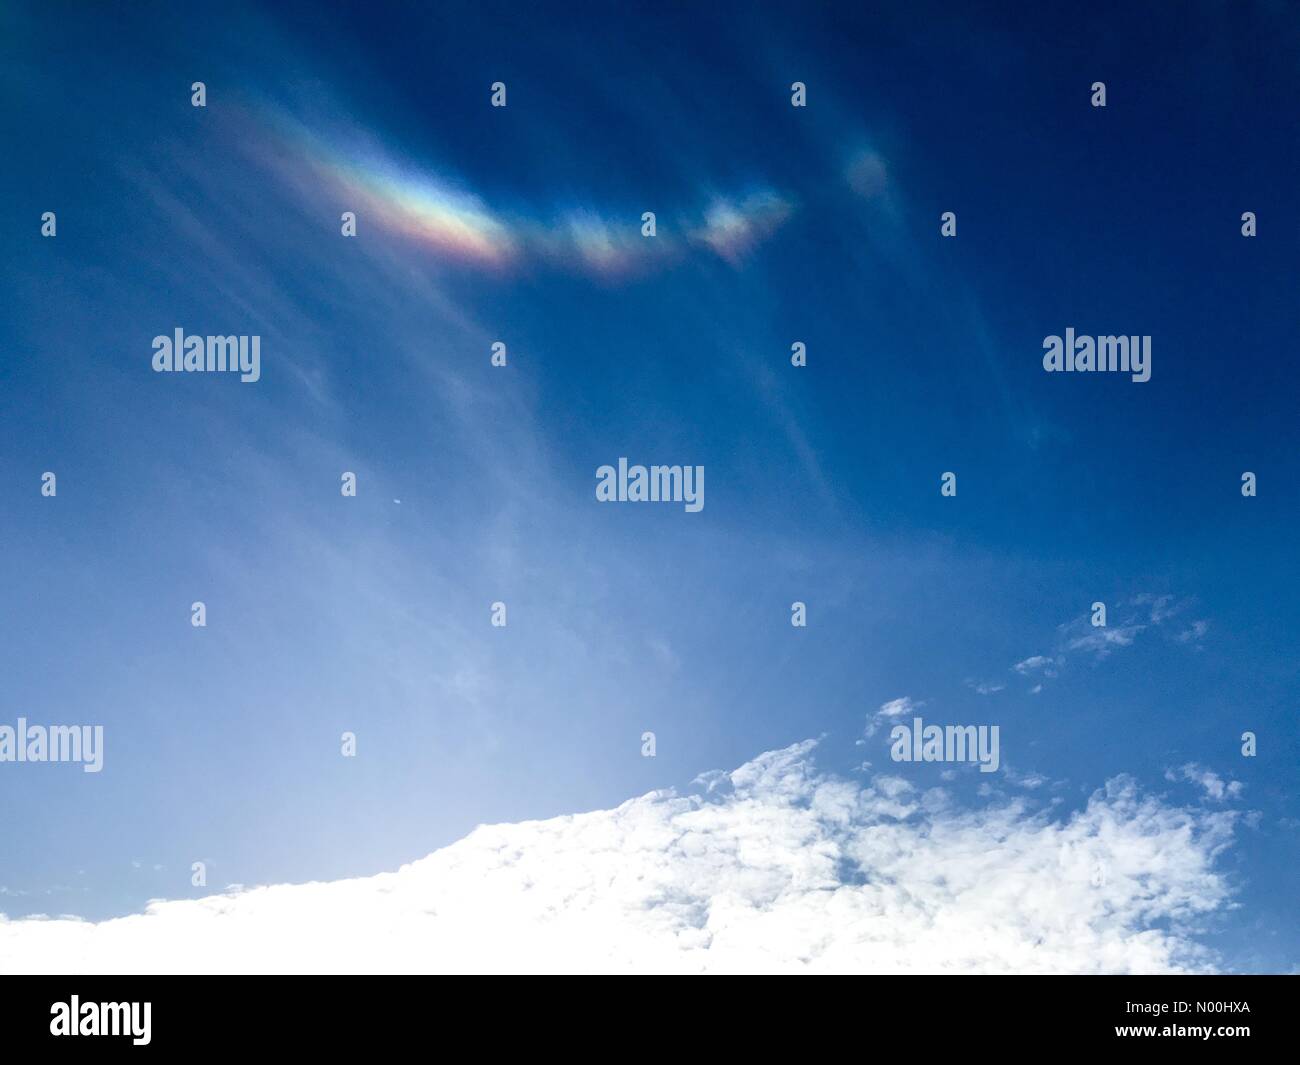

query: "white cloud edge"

left=0, top=739, right=1246, bottom=975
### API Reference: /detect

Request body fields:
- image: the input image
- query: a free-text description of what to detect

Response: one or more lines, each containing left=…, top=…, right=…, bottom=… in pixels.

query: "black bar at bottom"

left=0, top=974, right=1287, bottom=1052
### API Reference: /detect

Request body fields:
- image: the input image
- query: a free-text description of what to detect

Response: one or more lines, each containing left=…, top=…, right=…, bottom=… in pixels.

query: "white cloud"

left=1067, top=624, right=1144, bottom=658
left=1005, top=768, right=1049, bottom=789
left=878, top=696, right=922, bottom=718
left=966, top=679, right=1005, bottom=695
left=1013, top=655, right=1058, bottom=676
left=1133, top=594, right=1185, bottom=625
left=1011, top=594, right=1210, bottom=691
left=866, top=696, right=924, bottom=738
left=1165, top=763, right=1244, bottom=803
left=0, top=741, right=1238, bottom=975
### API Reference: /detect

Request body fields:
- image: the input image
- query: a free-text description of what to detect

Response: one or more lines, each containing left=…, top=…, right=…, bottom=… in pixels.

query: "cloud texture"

left=0, top=741, right=1237, bottom=974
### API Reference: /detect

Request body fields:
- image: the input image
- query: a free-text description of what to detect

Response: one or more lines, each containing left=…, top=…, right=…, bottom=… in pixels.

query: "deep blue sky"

left=1, top=1, right=1297, bottom=972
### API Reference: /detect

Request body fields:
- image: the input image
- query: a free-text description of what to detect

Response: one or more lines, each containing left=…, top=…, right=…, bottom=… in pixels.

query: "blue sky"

left=1, top=1, right=1297, bottom=973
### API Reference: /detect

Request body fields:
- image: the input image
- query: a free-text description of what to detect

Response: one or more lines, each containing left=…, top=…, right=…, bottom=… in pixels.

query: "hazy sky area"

left=1, top=1, right=1296, bottom=973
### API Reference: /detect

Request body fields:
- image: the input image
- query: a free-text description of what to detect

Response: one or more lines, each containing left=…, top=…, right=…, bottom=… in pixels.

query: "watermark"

left=50, top=997, right=150, bottom=1045
left=1042, top=329, right=1150, bottom=382
left=0, top=719, right=103, bottom=773
left=152, top=329, right=261, bottom=382
left=889, top=716, right=999, bottom=773
left=595, top=459, right=704, bottom=512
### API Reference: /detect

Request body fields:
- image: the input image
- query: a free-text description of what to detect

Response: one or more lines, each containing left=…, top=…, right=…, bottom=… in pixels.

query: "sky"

left=0, top=0, right=1297, bottom=974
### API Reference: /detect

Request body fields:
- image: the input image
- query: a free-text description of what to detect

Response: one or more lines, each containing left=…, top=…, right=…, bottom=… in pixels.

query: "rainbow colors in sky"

left=252, top=105, right=797, bottom=278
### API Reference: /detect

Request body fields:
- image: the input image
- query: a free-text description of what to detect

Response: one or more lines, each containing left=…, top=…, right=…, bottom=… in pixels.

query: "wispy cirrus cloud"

left=0, top=741, right=1240, bottom=974
left=1064, top=622, right=1145, bottom=659
left=1010, top=594, right=1211, bottom=691
left=250, top=103, right=795, bottom=278
left=965, top=679, right=1005, bottom=696
left=1129, top=597, right=1210, bottom=647
left=1166, top=763, right=1245, bottom=803
left=1176, top=619, right=1211, bottom=643
left=1134, top=593, right=1182, bottom=625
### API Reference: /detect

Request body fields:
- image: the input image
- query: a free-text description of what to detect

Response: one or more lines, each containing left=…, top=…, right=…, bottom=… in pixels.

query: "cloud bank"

left=0, top=741, right=1237, bottom=974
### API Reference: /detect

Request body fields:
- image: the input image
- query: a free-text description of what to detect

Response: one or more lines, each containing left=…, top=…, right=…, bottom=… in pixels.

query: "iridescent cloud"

left=254, top=107, right=794, bottom=278
left=260, top=111, right=516, bottom=268
left=689, top=191, right=795, bottom=265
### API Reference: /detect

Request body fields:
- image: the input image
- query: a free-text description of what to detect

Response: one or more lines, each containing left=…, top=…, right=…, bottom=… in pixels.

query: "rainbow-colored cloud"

left=252, top=106, right=794, bottom=278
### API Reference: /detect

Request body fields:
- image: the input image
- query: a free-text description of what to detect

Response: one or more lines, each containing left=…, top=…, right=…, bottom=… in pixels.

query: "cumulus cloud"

left=0, top=741, right=1239, bottom=975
